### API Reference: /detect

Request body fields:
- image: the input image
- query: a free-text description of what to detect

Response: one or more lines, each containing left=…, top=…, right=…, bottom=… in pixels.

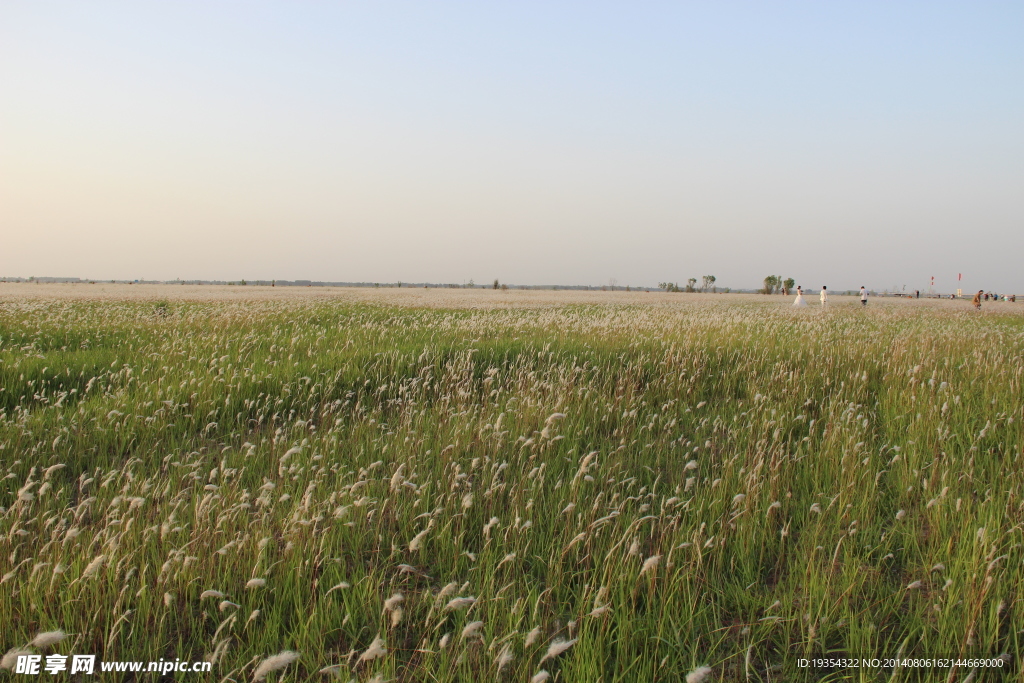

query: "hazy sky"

left=3, top=2, right=1022, bottom=292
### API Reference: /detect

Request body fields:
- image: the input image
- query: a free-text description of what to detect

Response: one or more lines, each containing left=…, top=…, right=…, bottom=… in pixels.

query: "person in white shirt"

left=859, top=286, right=868, bottom=306
left=820, top=286, right=828, bottom=308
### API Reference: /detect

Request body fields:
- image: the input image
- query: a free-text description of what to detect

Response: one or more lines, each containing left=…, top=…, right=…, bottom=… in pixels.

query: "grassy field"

left=1, top=287, right=1022, bottom=681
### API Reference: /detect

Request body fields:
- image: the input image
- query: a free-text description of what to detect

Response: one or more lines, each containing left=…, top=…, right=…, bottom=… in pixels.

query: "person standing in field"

left=793, top=286, right=808, bottom=307
left=859, top=286, right=868, bottom=306
left=819, top=286, right=828, bottom=309
left=972, top=290, right=983, bottom=310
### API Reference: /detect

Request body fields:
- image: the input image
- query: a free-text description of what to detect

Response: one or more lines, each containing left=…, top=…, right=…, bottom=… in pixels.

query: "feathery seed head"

left=640, top=555, right=661, bottom=576
left=384, top=593, right=404, bottom=612
left=541, top=638, right=576, bottom=662
left=358, top=636, right=387, bottom=663
left=253, top=651, right=300, bottom=681
left=30, top=631, right=67, bottom=649
left=2, top=649, right=33, bottom=671
left=461, top=621, right=484, bottom=640
left=446, top=597, right=476, bottom=611
left=686, top=666, right=713, bottom=683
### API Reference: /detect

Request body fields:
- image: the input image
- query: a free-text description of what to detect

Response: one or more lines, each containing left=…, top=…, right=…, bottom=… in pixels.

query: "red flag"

left=958, top=273, right=962, bottom=281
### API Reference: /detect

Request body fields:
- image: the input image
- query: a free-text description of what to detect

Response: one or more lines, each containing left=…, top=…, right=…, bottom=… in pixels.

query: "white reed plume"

left=483, top=517, right=499, bottom=539
left=390, top=608, right=404, bottom=628
left=496, top=643, right=514, bottom=671
left=437, top=582, right=459, bottom=601
left=30, top=631, right=67, bottom=648
left=383, top=593, right=404, bottom=612
left=390, top=464, right=406, bottom=492
left=685, top=665, right=712, bottom=683
left=640, top=555, right=661, bottom=576
left=545, top=413, right=566, bottom=425
left=540, top=638, right=576, bottom=663
left=246, top=578, right=266, bottom=589
left=219, top=601, right=240, bottom=612
left=809, top=504, right=821, bottom=515
left=325, top=582, right=351, bottom=595
left=525, top=627, right=543, bottom=647
left=318, top=664, right=344, bottom=676
left=43, top=464, right=65, bottom=479
left=461, top=621, right=484, bottom=640
left=200, top=590, right=226, bottom=600
left=684, top=460, right=698, bottom=471
left=445, top=597, right=476, bottom=611
left=628, top=539, right=641, bottom=556
left=530, top=672, right=551, bottom=683
left=409, top=521, right=434, bottom=552
left=2, top=649, right=33, bottom=671
left=895, top=510, right=906, bottom=520
left=439, top=633, right=451, bottom=650
left=931, top=564, right=945, bottom=572
left=164, top=593, right=174, bottom=608
left=359, top=636, right=387, bottom=663
left=81, top=555, right=106, bottom=579
left=461, top=492, right=474, bottom=509
left=252, top=650, right=300, bottom=681
left=732, top=493, right=746, bottom=507
left=906, top=581, right=923, bottom=590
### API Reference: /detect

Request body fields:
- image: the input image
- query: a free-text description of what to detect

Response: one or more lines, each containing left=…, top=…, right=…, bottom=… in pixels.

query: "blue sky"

left=2, top=2, right=1022, bottom=292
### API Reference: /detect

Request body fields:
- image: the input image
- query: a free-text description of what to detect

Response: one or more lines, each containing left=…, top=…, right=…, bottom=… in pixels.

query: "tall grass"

left=1, top=296, right=1022, bottom=681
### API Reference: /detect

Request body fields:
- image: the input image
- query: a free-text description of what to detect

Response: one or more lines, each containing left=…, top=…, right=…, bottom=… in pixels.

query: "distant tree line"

left=658, top=276, right=717, bottom=293
left=762, top=276, right=796, bottom=295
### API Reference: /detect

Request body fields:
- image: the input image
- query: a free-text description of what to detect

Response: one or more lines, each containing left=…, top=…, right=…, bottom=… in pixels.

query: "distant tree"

left=493, top=279, right=499, bottom=290
left=658, top=282, right=681, bottom=292
left=763, top=275, right=781, bottom=294
left=467, top=279, right=475, bottom=288
left=701, top=275, right=716, bottom=292
left=783, top=278, right=795, bottom=295
left=686, top=278, right=697, bottom=293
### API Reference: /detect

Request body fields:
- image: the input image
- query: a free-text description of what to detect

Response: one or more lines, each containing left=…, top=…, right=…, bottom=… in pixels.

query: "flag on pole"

left=958, top=273, right=962, bottom=281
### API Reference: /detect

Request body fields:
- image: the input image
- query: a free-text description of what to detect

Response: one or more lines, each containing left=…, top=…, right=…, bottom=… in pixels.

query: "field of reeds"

left=1, top=289, right=1023, bottom=682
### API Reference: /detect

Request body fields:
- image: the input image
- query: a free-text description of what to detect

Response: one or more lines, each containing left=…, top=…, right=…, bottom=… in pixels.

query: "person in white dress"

left=820, top=286, right=828, bottom=308
left=793, top=286, right=807, bottom=307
